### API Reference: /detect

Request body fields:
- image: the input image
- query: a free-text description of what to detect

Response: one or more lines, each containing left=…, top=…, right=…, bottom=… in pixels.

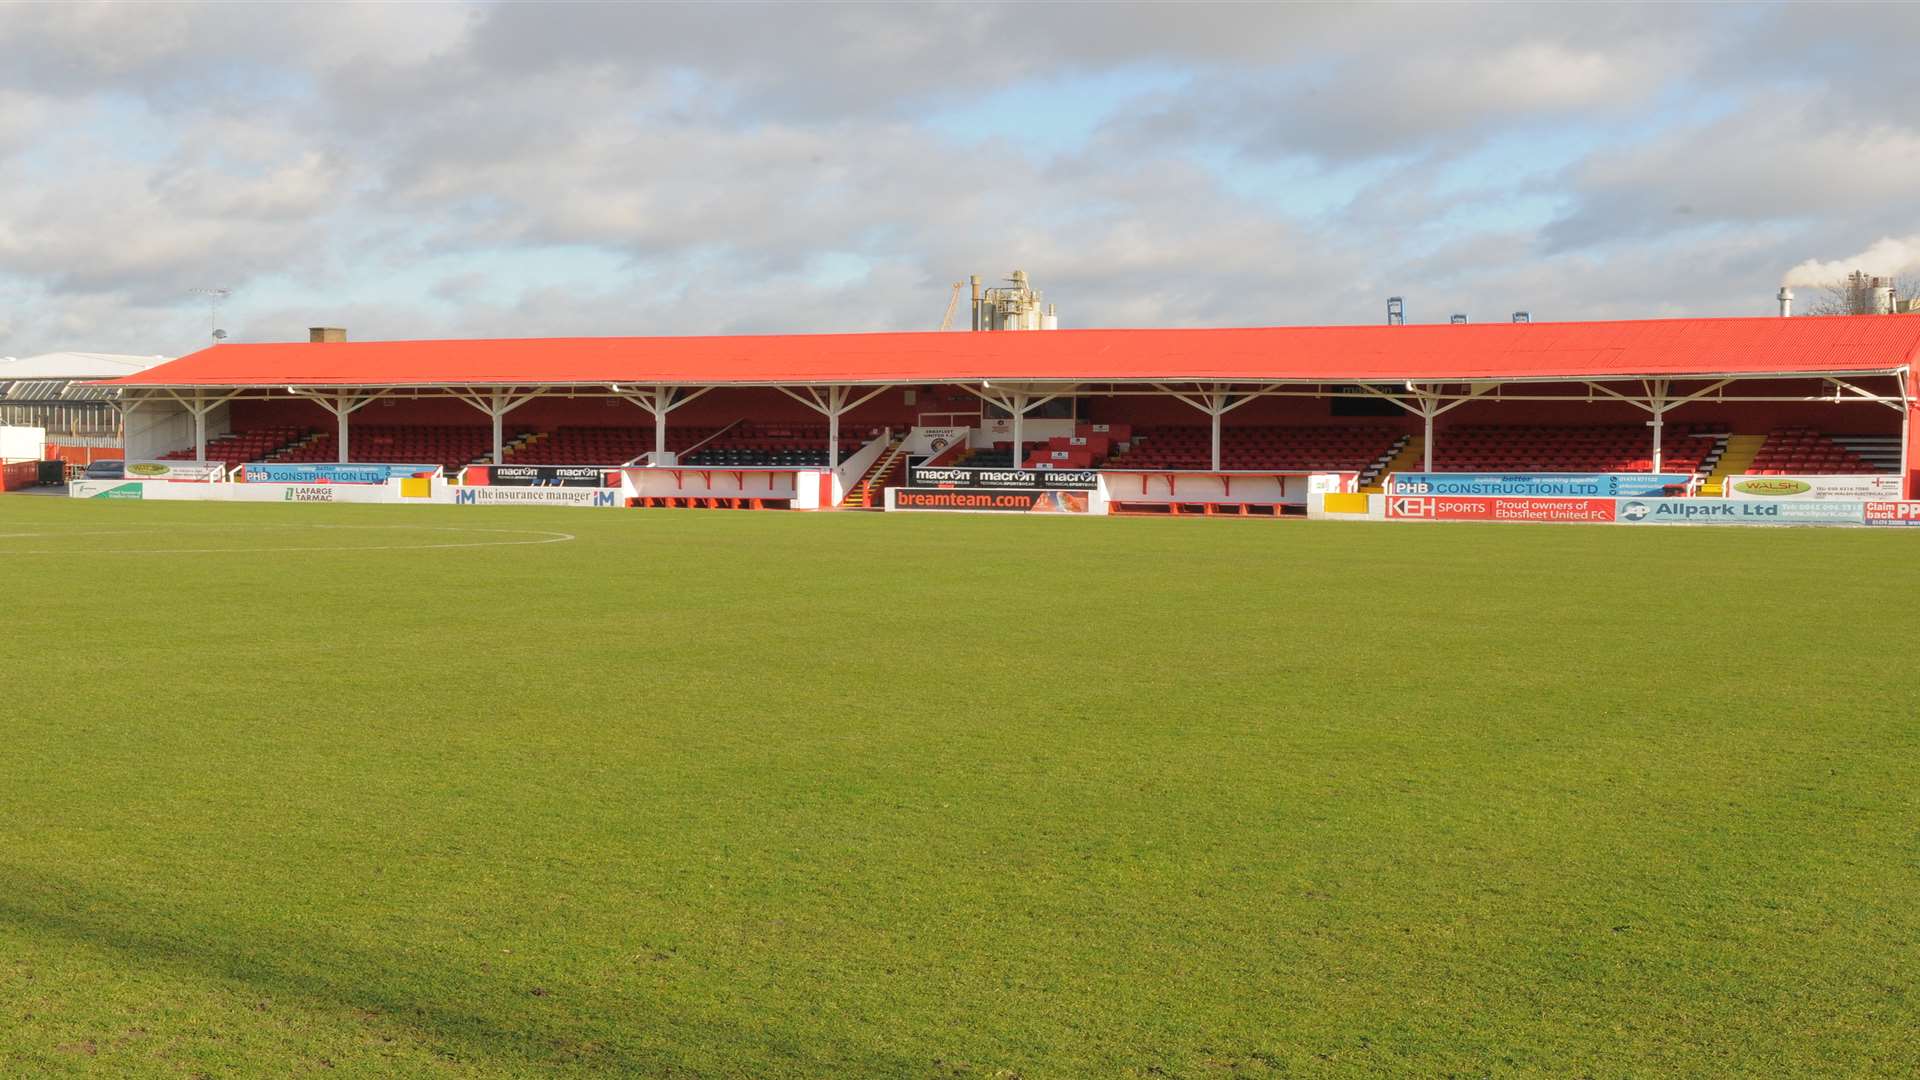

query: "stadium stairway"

left=842, top=435, right=907, bottom=509
left=1700, top=435, right=1764, bottom=496
left=1361, top=435, right=1422, bottom=493
left=267, top=430, right=329, bottom=461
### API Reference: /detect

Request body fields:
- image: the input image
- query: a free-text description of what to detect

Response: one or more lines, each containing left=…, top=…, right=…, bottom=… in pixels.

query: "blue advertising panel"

left=1389, top=472, right=1690, bottom=497
left=1613, top=499, right=1866, bottom=526
left=241, top=462, right=439, bottom=484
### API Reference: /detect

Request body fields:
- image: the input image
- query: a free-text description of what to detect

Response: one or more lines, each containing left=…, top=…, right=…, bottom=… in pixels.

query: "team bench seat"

left=634, top=496, right=790, bottom=510
left=1107, top=500, right=1297, bottom=517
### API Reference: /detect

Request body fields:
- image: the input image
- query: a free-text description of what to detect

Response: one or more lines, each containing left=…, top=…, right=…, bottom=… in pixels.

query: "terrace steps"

left=842, top=436, right=907, bottom=509
left=1362, top=435, right=1424, bottom=494
left=1700, top=434, right=1765, bottom=496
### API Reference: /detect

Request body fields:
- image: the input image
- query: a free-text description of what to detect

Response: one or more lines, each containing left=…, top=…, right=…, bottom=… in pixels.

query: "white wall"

left=620, top=467, right=801, bottom=501
left=1098, top=471, right=1306, bottom=506
left=0, top=425, right=45, bottom=460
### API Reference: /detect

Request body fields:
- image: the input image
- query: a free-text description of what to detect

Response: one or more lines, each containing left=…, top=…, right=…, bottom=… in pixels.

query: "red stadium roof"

left=96, top=315, right=1920, bottom=389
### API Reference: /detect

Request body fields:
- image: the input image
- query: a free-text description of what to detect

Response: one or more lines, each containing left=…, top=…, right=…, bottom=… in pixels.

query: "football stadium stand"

left=1746, top=428, right=1897, bottom=475
left=158, top=426, right=313, bottom=469
left=1428, top=424, right=1726, bottom=476
left=1104, top=425, right=1404, bottom=473
left=72, top=314, right=1920, bottom=509
left=275, top=425, right=527, bottom=470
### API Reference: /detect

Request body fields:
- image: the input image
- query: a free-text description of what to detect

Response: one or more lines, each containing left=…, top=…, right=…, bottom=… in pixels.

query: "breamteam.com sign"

left=241, top=462, right=439, bottom=484
left=892, top=487, right=1092, bottom=513
left=454, top=487, right=622, bottom=507
left=1389, top=472, right=1689, bottom=497
left=908, top=466, right=1098, bottom=490
left=1614, top=499, right=1866, bottom=526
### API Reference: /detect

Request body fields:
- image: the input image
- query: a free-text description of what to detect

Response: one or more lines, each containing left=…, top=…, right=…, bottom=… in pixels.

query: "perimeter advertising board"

left=124, top=460, right=225, bottom=482
left=892, top=488, right=1092, bottom=513
left=453, top=487, right=622, bottom=507
left=1724, top=475, right=1904, bottom=501
left=1388, top=472, right=1689, bottom=497
left=1384, top=495, right=1617, bottom=523
left=464, top=465, right=619, bottom=487
left=908, top=466, right=1098, bottom=490
left=240, top=462, right=439, bottom=484
left=1862, top=501, right=1920, bottom=526
left=1613, top=499, right=1865, bottom=525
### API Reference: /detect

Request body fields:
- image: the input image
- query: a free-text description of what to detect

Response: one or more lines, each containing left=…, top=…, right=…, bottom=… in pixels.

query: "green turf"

left=2, top=497, right=1916, bottom=1077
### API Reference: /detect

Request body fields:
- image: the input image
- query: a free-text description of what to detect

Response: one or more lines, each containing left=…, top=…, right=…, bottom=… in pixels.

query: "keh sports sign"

left=1384, top=495, right=1616, bottom=523
left=1388, top=472, right=1688, bottom=497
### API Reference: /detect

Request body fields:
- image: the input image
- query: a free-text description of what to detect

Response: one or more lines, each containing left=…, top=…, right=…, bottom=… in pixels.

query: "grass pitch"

left=3, top=497, right=1917, bottom=1077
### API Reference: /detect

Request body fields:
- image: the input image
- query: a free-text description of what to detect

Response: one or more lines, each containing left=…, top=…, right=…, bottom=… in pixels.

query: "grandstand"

left=80, top=316, right=1918, bottom=506
left=0, top=351, right=164, bottom=464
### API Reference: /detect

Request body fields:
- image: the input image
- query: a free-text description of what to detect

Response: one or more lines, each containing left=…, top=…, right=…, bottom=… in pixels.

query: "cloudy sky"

left=2, top=1, right=1917, bottom=357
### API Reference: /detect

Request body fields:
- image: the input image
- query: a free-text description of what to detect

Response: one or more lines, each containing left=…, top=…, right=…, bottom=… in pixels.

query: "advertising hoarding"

left=1724, top=475, right=1903, bottom=500
left=453, top=487, right=622, bottom=507
left=1384, top=495, right=1617, bottom=523
left=123, top=460, right=225, bottom=482
left=891, top=488, right=1093, bottom=513
left=239, top=462, right=439, bottom=484
left=1613, top=499, right=1865, bottom=525
left=1862, top=501, right=1920, bottom=526
left=1388, top=472, right=1689, bottom=497
left=908, top=466, right=1098, bottom=490
left=464, top=465, right=618, bottom=488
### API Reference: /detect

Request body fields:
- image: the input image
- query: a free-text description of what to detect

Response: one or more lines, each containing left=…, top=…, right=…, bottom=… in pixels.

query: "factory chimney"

left=1777, top=287, right=1793, bottom=318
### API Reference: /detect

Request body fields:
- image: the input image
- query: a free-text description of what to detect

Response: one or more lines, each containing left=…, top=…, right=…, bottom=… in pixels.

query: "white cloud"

left=0, top=2, right=1914, bottom=355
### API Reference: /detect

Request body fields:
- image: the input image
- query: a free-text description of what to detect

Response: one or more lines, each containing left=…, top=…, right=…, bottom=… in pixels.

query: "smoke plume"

left=1782, top=235, right=1920, bottom=287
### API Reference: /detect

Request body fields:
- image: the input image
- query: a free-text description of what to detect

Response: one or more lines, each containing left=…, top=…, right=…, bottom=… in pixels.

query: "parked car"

left=83, top=459, right=124, bottom=480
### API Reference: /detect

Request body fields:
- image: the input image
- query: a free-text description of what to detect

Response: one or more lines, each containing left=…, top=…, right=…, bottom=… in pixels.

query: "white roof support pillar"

left=450, top=388, right=544, bottom=464
left=159, top=388, right=242, bottom=462
left=289, top=388, right=390, bottom=464
left=774, top=383, right=894, bottom=468
left=1353, top=382, right=1501, bottom=473
left=1582, top=378, right=1733, bottom=475
left=611, top=384, right=714, bottom=463
left=957, top=383, right=1068, bottom=467
left=1152, top=383, right=1264, bottom=471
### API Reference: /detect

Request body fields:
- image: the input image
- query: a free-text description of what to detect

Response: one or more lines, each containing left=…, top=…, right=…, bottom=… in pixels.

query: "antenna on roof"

left=1512, top=311, right=1531, bottom=323
left=1386, top=297, right=1405, bottom=326
left=192, top=286, right=232, bottom=345
left=1450, top=314, right=1469, bottom=325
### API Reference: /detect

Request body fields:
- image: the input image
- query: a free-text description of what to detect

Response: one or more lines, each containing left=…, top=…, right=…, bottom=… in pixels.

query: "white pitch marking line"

left=0, top=523, right=577, bottom=555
